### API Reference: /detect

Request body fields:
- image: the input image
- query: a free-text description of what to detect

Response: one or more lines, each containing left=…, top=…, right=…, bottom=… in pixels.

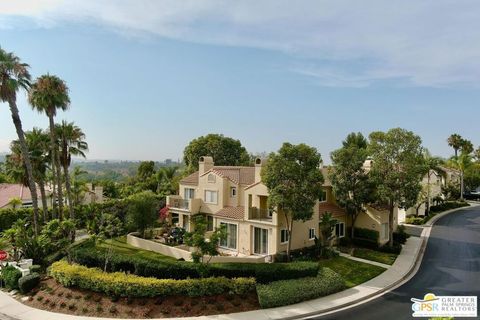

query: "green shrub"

left=29, top=265, right=42, bottom=274
left=393, top=225, right=409, bottom=244
left=48, top=261, right=255, bottom=298
left=378, top=242, right=402, bottom=254
left=352, top=228, right=379, bottom=241
left=256, top=268, right=345, bottom=308
left=430, top=201, right=469, bottom=213
left=352, top=237, right=378, bottom=249
left=18, top=272, right=41, bottom=293
left=405, top=216, right=425, bottom=225
left=2, top=265, right=22, bottom=289
left=70, top=242, right=318, bottom=283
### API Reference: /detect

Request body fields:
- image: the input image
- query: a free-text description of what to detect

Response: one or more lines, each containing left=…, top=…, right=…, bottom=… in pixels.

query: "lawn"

left=318, top=256, right=386, bottom=288
left=95, top=236, right=177, bottom=262
left=352, top=248, right=398, bottom=265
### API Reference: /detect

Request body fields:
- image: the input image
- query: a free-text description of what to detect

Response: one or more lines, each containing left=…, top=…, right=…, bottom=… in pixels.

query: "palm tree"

left=56, top=121, right=88, bottom=222
left=28, top=74, right=70, bottom=219
left=9, top=128, right=51, bottom=221
left=448, top=152, right=473, bottom=200
left=8, top=197, right=22, bottom=210
left=156, top=166, right=178, bottom=194
left=71, top=166, right=88, bottom=207
left=447, top=134, right=463, bottom=158
left=460, top=139, right=474, bottom=155
left=0, top=47, right=40, bottom=235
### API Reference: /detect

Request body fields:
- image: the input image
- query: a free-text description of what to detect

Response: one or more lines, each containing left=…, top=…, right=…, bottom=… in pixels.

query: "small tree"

left=319, top=212, right=337, bottom=257
left=369, top=128, right=425, bottom=247
left=262, top=143, right=324, bottom=260
left=330, top=132, right=373, bottom=239
left=89, top=213, right=124, bottom=272
left=8, top=197, right=22, bottom=210
left=126, top=191, right=159, bottom=238
left=184, top=215, right=226, bottom=272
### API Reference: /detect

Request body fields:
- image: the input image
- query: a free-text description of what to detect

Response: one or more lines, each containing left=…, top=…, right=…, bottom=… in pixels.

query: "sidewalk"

left=1, top=204, right=474, bottom=320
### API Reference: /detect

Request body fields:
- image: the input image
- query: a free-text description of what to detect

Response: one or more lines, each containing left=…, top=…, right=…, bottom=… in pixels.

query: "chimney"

left=199, top=156, right=214, bottom=175
left=254, top=158, right=265, bottom=183
left=94, top=186, right=104, bottom=203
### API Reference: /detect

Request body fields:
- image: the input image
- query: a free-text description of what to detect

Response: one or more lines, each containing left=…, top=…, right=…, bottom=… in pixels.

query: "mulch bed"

left=20, top=277, right=260, bottom=318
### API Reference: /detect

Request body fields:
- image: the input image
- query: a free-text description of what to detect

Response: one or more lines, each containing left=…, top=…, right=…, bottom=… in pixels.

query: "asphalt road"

left=310, top=205, right=480, bottom=320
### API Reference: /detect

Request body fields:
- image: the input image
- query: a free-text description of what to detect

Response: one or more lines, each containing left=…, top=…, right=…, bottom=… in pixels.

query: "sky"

left=0, top=1, right=479, bottom=162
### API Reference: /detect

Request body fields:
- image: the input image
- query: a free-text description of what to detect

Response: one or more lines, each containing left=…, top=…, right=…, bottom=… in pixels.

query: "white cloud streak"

left=1, top=0, right=480, bottom=87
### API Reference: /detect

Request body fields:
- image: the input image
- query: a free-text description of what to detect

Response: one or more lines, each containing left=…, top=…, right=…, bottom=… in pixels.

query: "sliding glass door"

left=253, top=227, right=268, bottom=255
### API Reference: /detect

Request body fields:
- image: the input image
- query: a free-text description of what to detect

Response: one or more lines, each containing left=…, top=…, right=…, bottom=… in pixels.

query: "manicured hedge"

left=430, top=201, right=469, bottom=213
left=49, top=261, right=255, bottom=298
left=256, top=268, right=345, bottom=308
left=353, top=227, right=379, bottom=241
left=1, top=265, right=22, bottom=289
left=70, top=242, right=319, bottom=283
left=18, top=272, right=40, bottom=294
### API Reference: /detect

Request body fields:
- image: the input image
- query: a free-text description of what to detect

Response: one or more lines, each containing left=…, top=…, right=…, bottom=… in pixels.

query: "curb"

left=287, top=203, right=478, bottom=320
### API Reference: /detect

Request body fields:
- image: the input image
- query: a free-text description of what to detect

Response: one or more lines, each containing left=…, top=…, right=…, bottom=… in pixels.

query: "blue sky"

left=0, top=1, right=479, bottom=162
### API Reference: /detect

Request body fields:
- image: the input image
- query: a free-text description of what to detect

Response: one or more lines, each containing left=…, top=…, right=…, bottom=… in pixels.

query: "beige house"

left=0, top=183, right=51, bottom=209
left=166, top=157, right=347, bottom=258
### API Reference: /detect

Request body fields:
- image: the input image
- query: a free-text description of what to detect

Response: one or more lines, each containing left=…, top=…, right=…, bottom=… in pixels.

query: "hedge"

left=1, top=265, right=22, bottom=289
left=49, top=261, right=255, bottom=298
left=0, top=208, right=32, bottom=232
left=430, top=201, right=469, bottom=213
left=353, top=227, right=379, bottom=241
left=256, top=268, right=345, bottom=308
left=70, top=242, right=319, bottom=283
left=18, top=272, right=40, bottom=294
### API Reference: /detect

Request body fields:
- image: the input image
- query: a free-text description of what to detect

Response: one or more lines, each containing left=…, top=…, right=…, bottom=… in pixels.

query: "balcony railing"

left=170, top=199, right=190, bottom=210
left=167, top=196, right=201, bottom=213
left=248, top=207, right=273, bottom=221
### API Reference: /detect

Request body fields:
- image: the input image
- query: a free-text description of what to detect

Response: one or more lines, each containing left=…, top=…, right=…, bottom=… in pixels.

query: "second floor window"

left=204, top=190, right=218, bottom=204
left=184, top=188, right=195, bottom=199
left=230, top=187, right=237, bottom=197
left=309, top=228, right=316, bottom=240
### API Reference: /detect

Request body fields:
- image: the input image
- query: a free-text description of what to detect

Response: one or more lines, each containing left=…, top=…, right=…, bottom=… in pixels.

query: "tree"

left=184, top=215, right=226, bottom=271
left=56, top=120, right=88, bottom=223
left=423, top=150, right=443, bottom=215
left=71, top=167, right=89, bottom=206
left=29, top=74, right=70, bottom=219
left=137, top=161, right=156, bottom=180
left=447, top=134, right=463, bottom=158
left=261, top=142, right=324, bottom=260
left=0, top=47, right=40, bottom=235
left=369, top=128, right=425, bottom=247
left=330, top=132, right=372, bottom=239
left=183, top=134, right=250, bottom=172
left=156, top=166, right=179, bottom=195
left=8, top=197, right=22, bottom=209
left=126, top=191, right=159, bottom=238
left=9, top=128, right=51, bottom=219
left=464, top=164, right=480, bottom=192
left=474, top=147, right=480, bottom=162
left=460, top=139, right=474, bottom=155
left=448, top=152, right=473, bottom=199
left=318, top=212, right=337, bottom=256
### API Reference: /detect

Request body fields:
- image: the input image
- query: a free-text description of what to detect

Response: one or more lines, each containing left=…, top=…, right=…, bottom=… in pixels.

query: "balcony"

left=167, top=195, right=201, bottom=214
left=248, top=207, right=273, bottom=222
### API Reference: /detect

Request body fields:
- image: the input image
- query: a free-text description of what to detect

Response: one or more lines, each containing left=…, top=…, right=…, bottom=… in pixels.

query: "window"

left=309, top=228, right=316, bottom=240
left=280, top=229, right=289, bottom=243
left=381, top=223, right=389, bottom=240
left=319, top=190, right=327, bottom=202
left=171, top=213, right=179, bottom=225
left=184, top=188, right=195, bottom=199
left=335, top=222, right=345, bottom=238
left=219, top=222, right=237, bottom=249
left=207, top=216, right=214, bottom=231
left=208, top=174, right=216, bottom=183
left=230, top=187, right=237, bottom=197
left=204, top=190, right=218, bottom=204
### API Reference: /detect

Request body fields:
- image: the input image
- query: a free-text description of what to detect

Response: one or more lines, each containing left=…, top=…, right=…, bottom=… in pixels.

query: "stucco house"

left=0, top=183, right=50, bottom=209
left=166, top=156, right=346, bottom=259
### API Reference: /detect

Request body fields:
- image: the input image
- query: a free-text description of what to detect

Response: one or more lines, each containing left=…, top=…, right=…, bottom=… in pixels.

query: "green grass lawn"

left=318, top=256, right=386, bottom=288
left=95, top=236, right=177, bottom=262
left=352, top=248, right=398, bottom=265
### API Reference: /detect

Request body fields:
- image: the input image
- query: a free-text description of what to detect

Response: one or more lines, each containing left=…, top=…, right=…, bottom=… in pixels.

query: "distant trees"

left=262, top=142, right=324, bottom=259
left=447, top=134, right=463, bottom=157
left=183, top=134, right=250, bottom=172
left=369, top=128, right=425, bottom=247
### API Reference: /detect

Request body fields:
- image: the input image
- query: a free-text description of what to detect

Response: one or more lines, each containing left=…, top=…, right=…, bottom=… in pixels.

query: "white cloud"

left=2, top=0, right=480, bottom=87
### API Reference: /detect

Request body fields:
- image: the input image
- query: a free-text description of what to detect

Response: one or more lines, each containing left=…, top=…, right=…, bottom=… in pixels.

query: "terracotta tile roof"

left=318, top=202, right=346, bottom=218
left=0, top=183, right=46, bottom=208
left=215, top=206, right=245, bottom=220
left=182, top=166, right=255, bottom=186
left=180, top=172, right=199, bottom=185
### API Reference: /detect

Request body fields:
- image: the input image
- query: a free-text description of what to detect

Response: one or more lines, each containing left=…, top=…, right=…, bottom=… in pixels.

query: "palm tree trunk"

left=8, top=99, right=39, bottom=236
left=48, top=115, right=64, bottom=219
left=460, top=171, right=464, bottom=200
left=63, top=161, right=75, bottom=221
left=39, top=179, right=48, bottom=222
left=50, top=171, right=58, bottom=218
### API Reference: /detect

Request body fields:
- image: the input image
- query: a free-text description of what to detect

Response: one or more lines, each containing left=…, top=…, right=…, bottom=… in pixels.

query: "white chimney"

left=199, top=156, right=214, bottom=175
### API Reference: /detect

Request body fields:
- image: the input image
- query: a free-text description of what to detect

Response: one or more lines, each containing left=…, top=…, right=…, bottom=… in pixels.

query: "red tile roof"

left=215, top=206, right=245, bottom=220
left=318, top=202, right=346, bottom=218
left=0, top=183, right=45, bottom=208
left=180, top=172, right=199, bottom=185
left=180, top=166, right=255, bottom=186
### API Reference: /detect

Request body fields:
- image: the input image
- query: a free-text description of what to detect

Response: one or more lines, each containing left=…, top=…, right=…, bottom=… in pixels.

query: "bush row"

left=18, top=272, right=40, bottom=294
left=430, top=201, right=469, bottom=213
left=49, top=261, right=255, bottom=298
left=256, top=268, right=345, bottom=308
left=70, top=243, right=319, bottom=284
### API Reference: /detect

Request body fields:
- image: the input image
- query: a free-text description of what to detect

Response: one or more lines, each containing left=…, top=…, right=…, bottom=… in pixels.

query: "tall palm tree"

left=0, top=47, right=39, bottom=235
left=10, top=128, right=51, bottom=221
left=447, top=134, right=463, bottom=158
left=448, top=152, right=473, bottom=200
left=28, top=74, right=70, bottom=219
left=56, top=121, right=88, bottom=221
